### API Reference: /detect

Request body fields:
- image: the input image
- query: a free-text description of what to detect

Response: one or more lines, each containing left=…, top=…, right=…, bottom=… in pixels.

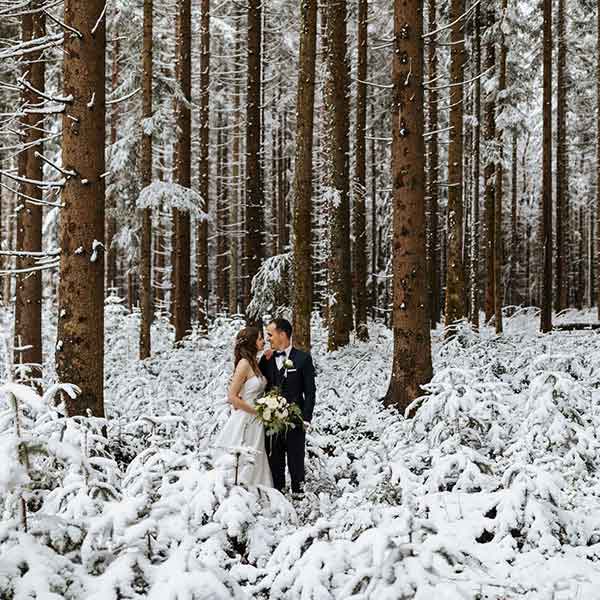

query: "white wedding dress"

left=214, top=374, right=274, bottom=488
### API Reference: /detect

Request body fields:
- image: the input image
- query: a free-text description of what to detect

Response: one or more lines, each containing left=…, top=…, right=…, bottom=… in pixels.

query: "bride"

left=214, top=326, right=273, bottom=488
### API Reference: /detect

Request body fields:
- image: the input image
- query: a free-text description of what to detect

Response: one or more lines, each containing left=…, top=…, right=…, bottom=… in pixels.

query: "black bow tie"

left=273, top=351, right=286, bottom=358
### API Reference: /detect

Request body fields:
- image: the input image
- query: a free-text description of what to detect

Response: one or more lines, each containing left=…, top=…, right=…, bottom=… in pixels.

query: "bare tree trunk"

left=444, top=0, right=466, bottom=329
left=384, top=0, right=432, bottom=411
left=541, top=0, right=553, bottom=332
left=173, top=0, right=192, bottom=340
left=494, top=0, right=507, bottom=333
left=370, top=104, right=378, bottom=318
left=556, top=0, right=568, bottom=312
left=324, top=0, right=353, bottom=350
left=216, top=103, right=229, bottom=311
left=197, top=0, right=210, bottom=331
left=57, top=0, right=106, bottom=417
left=597, top=0, right=600, bottom=319
left=14, top=5, right=45, bottom=382
left=139, top=0, right=153, bottom=359
left=292, top=0, right=317, bottom=351
left=509, top=130, right=519, bottom=305
left=245, top=0, right=264, bottom=312
left=483, top=10, right=496, bottom=324
left=469, top=3, right=481, bottom=329
left=352, top=0, right=369, bottom=341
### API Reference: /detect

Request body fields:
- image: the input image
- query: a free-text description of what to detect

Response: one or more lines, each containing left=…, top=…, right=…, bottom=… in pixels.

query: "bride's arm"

left=228, top=359, right=257, bottom=416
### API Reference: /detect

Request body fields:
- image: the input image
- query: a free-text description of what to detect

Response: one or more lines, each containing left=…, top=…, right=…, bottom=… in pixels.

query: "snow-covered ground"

left=2, top=304, right=600, bottom=599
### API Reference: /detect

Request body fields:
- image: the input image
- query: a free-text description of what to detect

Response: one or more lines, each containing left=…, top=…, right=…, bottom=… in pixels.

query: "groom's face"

left=266, top=323, right=286, bottom=351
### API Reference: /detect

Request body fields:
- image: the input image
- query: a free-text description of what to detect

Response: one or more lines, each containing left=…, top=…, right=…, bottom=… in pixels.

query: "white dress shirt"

left=275, top=342, right=293, bottom=371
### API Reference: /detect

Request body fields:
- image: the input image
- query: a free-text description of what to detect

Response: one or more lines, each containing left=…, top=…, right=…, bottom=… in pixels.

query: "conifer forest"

left=1, top=0, right=600, bottom=597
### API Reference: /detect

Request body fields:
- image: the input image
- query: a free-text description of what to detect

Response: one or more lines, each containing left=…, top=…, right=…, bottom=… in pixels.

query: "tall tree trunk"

left=510, top=130, right=519, bottom=305
left=597, top=0, right=600, bottom=319
left=541, top=0, right=553, bottom=332
left=483, top=10, right=496, bottom=324
left=444, top=0, right=466, bottom=329
left=370, top=104, right=378, bottom=318
left=14, top=5, right=45, bottom=382
left=469, top=3, right=481, bottom=329
left=324, top=0, right=353, bottom=350
left=216, top=103, right=228, bottom=311
left=494, top=0, right=507, bottom=333
left=173, top=0, right=192, bottom=340
left=384, top=0, right=432, bottom=411
left=197, top=0, right=210, bottom=331
left=245, top=0, right=264, bottom=312
left=57, top=0, right=106, bottom=417
left=292, top=0, right=317, bottom=351
left=352, top=0, right=369, bottom=341
left=139, top=0, right=153, bottom=359
left=427, top=0, right=440, bottom=327
left=556, top=0, right=568, bottom=312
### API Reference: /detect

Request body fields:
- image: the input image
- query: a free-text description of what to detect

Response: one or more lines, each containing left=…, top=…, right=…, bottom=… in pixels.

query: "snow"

left=137, top=181, right=208, bottom=219
left=2, top=308, right=600, bottom=598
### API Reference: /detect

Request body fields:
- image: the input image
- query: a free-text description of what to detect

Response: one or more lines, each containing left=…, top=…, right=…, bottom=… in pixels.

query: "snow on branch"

left=137, top=181, right=208, bottom=220
left=247, top=252, right=292, bottom=320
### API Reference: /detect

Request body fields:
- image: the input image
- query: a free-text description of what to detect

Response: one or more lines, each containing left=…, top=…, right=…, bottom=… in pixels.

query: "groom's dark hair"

left=270, top=317, right=292, bottom=339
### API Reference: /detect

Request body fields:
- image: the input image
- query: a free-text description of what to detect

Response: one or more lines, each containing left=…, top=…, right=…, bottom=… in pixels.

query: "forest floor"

left=2, top=303, right=600, bottom=599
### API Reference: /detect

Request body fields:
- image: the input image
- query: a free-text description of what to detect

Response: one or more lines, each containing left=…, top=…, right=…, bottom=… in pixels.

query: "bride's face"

left=256, top=333, right=265, bottom=352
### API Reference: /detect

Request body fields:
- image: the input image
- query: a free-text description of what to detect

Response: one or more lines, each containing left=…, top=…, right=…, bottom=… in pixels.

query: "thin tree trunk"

left=384, top=0, right=432, bottom=411
left=469, top=3, right=481, bottom=329
left=14, top=5, right=44, bottom=382
left=510, top=130, right=519, bottom=305
left=57, top=0, right=106, bottom=417
left=245, top=0, right=264, bottom=312
left=370, top=104, right=378, bottom=319
left=556, top=0, right=568, bottom=312
left=352, top=0, right=369, bottom=341
left=139, top=0, right=153, bottom=359
left=292, top=0, right=317, bottom=351
left=541, top=0, right=553, bottom=332
left=324, top=0, right=353, bottom=350
left=597, top=0, right=600, bottom=319
left=444, top=0, right=466, bottom=329
left=216, top=104, right=229, bottom=311
left=197, top=0, right=210, bottom=331
left=173, top=0, right=192, bottom=340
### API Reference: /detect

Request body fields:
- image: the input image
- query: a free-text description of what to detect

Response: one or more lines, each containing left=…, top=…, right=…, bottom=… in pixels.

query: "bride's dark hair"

left=234, top=326, right=262, bottom=376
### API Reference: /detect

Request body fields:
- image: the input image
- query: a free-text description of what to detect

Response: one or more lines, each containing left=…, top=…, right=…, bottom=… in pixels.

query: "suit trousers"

left=265, top=424, right=305, bottom=493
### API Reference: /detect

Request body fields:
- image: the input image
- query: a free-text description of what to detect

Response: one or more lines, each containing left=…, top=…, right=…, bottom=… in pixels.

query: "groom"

left=259, top=318, right=316, bottom=497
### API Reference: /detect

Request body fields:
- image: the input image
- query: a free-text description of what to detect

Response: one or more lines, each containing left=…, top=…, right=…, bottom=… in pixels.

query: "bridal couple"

left=215, top=318, right=316, bottom=498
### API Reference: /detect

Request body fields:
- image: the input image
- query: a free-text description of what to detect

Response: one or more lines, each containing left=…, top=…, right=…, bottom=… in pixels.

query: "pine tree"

left=173, top=0, right=192, bottom=340
left=324, top=0, right=353, bottom=351
left=197, top=0, right=210, bottom=331
left=139, top=0, right=153, bottom=359
left=384, top=0, right=432, bottom=411
left=56, top=0, right=106, bottom=416
left=444, top=0, right=466, bottom=330
left=14, top=4, right=45, bottom=382
left=291, top=0, right=318, bottom=351
left=541, top=0, right=553, bottom=332
left=352, top=0, right=369, bottom=341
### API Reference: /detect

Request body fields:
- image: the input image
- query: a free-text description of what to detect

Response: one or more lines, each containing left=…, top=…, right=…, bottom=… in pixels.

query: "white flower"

left=284, top=359, right=294, bottom=369
left=263, top=408, right=272, bottom=421
left=280, top=408, right=288, bottom=418
left=266, top=397, right=279, bottom=410
left=256, top=397, right=266, bottom=405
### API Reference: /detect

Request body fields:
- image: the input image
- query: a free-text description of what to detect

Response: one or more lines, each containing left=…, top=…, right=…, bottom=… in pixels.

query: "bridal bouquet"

left=255, top=389, right=303, bottom=436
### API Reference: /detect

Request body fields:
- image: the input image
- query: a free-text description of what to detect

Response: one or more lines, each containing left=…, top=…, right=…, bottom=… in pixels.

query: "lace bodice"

left=241, top=374, right=266, bottom=406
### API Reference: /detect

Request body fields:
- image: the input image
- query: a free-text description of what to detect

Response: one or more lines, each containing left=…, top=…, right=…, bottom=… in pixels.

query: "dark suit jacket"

left=259, top=347, right=316, bottom=422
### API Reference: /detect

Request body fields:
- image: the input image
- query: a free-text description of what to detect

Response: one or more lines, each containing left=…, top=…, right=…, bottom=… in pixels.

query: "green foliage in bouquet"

left=255, top=388, right=304, bottom=436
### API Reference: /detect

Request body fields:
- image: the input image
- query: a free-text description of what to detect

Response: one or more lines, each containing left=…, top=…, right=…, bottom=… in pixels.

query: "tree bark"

left=352, top=0, right=369, bottom=341
left=292, top=0, right=317, bottom=351
left=197, top=0, right=210, bottom=331
left=469, top=3, right=481, bottom=329
left=57, top=0, right=106, bottom=417
left=139, top=0, right=153, bottom=360
left=556, top=0, right=568, bottom=312
left=14, top=5, right=45, bottom=382
left=509, top=130, right=519, bottom=305
left=245, top=0, right=265, bottom=312
left=541, top=0, right=553, bottom=332
left=173, top=0, right=192, bottom=341
left=384, top=0, right=432, bottom=411
left=597, top=0, right=600, bottom=319
left=444, top=0, right=466, bottom=330
left=324, top=0, right=353, bottom=350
